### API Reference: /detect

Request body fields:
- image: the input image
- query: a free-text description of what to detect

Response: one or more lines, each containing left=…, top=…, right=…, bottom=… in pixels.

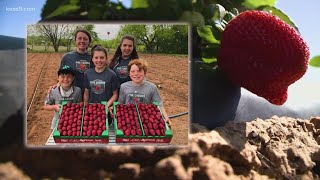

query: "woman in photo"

left=60, top=29, right=94, bottom=94
left=109, top=35, right=139, bottom=85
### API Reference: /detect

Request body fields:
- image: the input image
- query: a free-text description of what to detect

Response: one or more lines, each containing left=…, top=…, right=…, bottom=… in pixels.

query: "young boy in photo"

left=83, top=45, right=119, bottom=108
left=44, top=65, right=82, bottom=131
left=118, top=59, right=171, bottom=126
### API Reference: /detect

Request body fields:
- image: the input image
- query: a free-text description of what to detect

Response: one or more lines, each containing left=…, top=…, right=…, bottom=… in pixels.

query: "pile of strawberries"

left=137, top=103, right=166, bottom=136
left=115, top=103, right=143, bottom=136
left=82, top=103, right=107, bottom=136
left=57, top=102, right=83, bottom=136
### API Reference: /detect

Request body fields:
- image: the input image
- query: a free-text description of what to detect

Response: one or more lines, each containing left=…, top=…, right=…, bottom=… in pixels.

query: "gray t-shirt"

left=44, top=86, right=82, bottom=129
left=60, top=51, right=93, bottom=93
left=119, top=80, right=163, bottom=106
left=84, top=68, right=119, bottom=103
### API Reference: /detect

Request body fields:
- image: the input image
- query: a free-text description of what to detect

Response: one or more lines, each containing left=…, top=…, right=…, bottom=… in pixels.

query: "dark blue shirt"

left=84, top=68, right=120, bottom=103
left=112, top=57, right=132, bottom=84
left=60, top=51, right=93, bottom=93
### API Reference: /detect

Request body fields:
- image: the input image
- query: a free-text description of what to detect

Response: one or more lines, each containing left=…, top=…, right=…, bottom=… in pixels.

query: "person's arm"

left=110, top=85, right=124, bottom=116
left=83, top=70, right=90, bottom=103
left=107, top=90, right=118, bottom=108
left=74, top=87, right=82, bottom=102
left=43, top=104, right=60, bottom=111
left=160, top=106, right=171, bottom=127
left=118, top=84, right=125, bottom=104
left=47, top=82, right=60, bottom=94
left=43, top=93, right=60, bottom=111
left=83, top=88, right=89, bottom=103
left=108, top=72, right=120, bottom=114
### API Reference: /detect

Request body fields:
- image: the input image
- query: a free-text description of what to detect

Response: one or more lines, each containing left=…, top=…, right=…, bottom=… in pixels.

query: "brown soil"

left=2, top=116, right=319, bottom=179
left=26, top=53, right=189, bottom=146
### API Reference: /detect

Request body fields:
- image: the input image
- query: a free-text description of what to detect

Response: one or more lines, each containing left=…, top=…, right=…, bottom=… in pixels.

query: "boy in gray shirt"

left=118, top=59, right=171, bottom=126
left=119, top=80, right=162, bottom=106
left=44, top=65, right=82, bottom=130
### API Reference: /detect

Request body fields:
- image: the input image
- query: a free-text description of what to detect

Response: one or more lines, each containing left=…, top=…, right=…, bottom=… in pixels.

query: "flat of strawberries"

left=137, top=103, right=166, bottom=137
left=57, top=102, right=84, bottom=136
left=53, top=101, right=109, bottom=143
left=115, top=103, right=143, bottom=136
left=54, top=101, right=172, bottom=144
left=114, top=102, right=170, bottom=139
left=82, top=103, right=107, bottom=137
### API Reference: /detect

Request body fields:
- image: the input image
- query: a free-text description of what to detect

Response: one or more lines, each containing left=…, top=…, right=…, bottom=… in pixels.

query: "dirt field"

left=26, top=53, right=189, bottom=146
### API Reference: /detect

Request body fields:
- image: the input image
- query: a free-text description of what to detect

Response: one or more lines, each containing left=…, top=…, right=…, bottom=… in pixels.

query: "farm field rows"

left=26, top=53, right=189, bottom=146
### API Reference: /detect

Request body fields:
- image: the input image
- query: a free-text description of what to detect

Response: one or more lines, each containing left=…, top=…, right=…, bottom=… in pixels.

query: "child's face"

left=75, top=32, right=90, bottom=51
left=120, top=39, right=134, bottom=58
left=129, top=64, right=145, bottom=84
left=58, top=74, right=74, bottom=89
left=92, top=51, right=107, bottom=69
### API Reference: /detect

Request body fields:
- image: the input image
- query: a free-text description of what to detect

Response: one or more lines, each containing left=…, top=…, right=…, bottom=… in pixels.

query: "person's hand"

left=108, top=106, right=114, bottom=117
left=54, top=104, right=61, bottom=111
left=47, top=82, right=60, bottom=94
left=165, top=117, right=172, bottom=129
left=47, top=85, right=56, bottom=94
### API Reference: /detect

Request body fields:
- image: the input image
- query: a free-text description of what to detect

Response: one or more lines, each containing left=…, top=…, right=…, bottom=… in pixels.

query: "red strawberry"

left=149, top=129, right=156, bottom=136
left=155, top=129, right=161, bottom=136
left=161, top=129, right=165, bottom=136
left=131, top=129, right=136, bottom=136
left=217, top=10, right=309, bottom=105
left=124, top=129, right=131, bottom=136
left=97, top=130, right=102, bottom=136
left=137, top=129, right=142, bottom=136
left=144, top=129, right=149, bottom=136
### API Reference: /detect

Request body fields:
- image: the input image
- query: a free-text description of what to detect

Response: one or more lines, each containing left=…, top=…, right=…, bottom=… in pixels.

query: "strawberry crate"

left=53, top=101, right=109, bottom=143
left=113, top=101, right=172, bottom=143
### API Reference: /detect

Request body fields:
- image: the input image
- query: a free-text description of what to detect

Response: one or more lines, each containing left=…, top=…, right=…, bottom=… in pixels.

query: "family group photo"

left=26, top=23, right=189, bottom=146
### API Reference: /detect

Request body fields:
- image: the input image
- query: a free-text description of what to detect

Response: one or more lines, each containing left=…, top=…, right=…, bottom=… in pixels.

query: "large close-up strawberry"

left=217, top=10, right=310, bottom=105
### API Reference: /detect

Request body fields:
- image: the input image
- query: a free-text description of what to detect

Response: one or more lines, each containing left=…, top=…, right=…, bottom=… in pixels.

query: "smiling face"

left=129, top=64, right=145, bottom=84
left=120, top=39, right=134, bottom=58
left=58, top=73, right=75, bottom=90
left=92, top=50, right=107, bottom=69
left=75, top=31, right=90, bottom=52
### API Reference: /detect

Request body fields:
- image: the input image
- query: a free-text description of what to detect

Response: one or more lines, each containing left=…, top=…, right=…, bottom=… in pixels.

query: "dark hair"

left=91, top=45, right=108, bottom=62
left=74, top=29, right=92, bottom=45
left=109, top=35, right=139, bottom=69
left=128, top=59, right=148, bottom=74
left=58, top=65, right=75, bottom=76
left=58, top=69, right=75, bottom=76
left=57, top=68, right=75, bottom=85
left=91, top=44, right=102, bottom=55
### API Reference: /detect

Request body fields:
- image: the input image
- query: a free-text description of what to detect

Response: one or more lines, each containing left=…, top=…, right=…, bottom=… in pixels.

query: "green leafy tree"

left=95, top=39, right=115, bottom=52
left=116, top=24, right=188, bottom=54
left=153, top=25, right=188, bottom=54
